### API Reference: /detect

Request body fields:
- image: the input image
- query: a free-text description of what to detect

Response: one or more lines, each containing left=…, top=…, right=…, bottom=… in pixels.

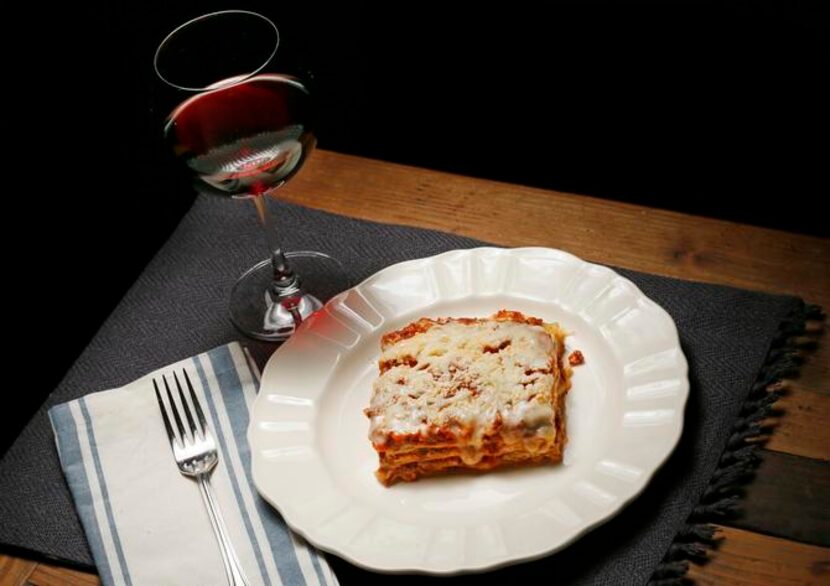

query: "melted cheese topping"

left=367, top=320, right=559, bottom=447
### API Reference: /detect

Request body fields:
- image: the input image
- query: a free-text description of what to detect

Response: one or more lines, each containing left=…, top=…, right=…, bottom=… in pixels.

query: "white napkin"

left=49, top=342, right=338, bottom=586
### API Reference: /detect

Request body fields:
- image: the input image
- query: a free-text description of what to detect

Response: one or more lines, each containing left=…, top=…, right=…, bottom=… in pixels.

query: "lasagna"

left=365, top=310, right=571, bottom=485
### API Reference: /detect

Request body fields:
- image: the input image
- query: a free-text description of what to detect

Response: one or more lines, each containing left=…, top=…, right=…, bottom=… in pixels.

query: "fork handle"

left=198, top=475, right=250, bottom=586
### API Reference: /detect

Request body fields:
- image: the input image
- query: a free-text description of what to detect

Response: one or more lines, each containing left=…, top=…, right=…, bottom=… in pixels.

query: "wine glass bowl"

left=154, top=10, right=347, bottom=340
left=162, top=73, right=315, bottom=199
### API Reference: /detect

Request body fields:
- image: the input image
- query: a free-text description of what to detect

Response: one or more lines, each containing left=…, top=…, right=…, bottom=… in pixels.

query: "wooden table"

left=1, top=151, right=827, bottom=585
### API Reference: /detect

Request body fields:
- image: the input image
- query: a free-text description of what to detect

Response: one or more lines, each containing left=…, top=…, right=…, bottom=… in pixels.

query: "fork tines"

left=153, top=369, right=209, bottom=446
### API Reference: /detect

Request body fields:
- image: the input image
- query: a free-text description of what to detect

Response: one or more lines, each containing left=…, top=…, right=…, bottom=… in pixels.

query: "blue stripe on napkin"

left=50, top=403, right=118, bottom=586
left=192, top=355, right=274, bottom=585
left=49, top=342, right=338, bottom=586
left=208, top=345, right=316, bottom=586
left=50, top=402, right=134, bottom=585
left=78, top=398, right=133, bottom=586
left=307, top=544, right=329, bottom=586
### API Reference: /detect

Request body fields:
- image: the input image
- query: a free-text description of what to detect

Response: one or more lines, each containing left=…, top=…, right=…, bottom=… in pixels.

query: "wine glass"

left=154, top=10, right=348, bottom=341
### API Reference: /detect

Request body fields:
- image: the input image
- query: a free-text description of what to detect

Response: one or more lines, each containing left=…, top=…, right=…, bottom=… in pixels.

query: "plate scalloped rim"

left=249, top=247, right=689, bottom=574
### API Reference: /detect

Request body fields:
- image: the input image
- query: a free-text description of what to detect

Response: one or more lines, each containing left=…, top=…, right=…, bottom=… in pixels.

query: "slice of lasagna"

left=365, top=310, right=570, bottom=485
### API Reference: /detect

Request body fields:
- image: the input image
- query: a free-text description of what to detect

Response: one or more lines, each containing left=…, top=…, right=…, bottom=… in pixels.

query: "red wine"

left=165, top=74, right=315, bottom=197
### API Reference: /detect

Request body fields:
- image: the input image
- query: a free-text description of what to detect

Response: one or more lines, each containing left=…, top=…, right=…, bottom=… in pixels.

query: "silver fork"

left=154, top=370, right=249, bottom=586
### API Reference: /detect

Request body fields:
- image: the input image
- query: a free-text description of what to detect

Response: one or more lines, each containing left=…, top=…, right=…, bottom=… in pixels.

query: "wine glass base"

left=229, top=251, right=350, bottom=341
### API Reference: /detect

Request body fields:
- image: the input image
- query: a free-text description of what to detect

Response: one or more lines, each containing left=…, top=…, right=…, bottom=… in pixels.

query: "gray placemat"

left=0, top=195, right=799, bottom=585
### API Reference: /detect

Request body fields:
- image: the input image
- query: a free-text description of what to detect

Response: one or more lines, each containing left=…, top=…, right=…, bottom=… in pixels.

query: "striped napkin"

left=49, top=342, right=338, bottom=586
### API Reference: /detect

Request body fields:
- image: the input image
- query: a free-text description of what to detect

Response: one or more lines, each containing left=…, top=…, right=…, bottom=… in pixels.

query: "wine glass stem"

left=252, top=195, right=303, bottom=318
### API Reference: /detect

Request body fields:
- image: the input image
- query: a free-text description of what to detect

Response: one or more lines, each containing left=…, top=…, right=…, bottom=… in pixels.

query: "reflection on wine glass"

left=154, top=10, right=348, bottom=341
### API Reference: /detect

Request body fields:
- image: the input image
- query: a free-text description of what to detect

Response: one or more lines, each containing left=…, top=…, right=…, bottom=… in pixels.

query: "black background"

left=3, top=1, right=827, bottom=454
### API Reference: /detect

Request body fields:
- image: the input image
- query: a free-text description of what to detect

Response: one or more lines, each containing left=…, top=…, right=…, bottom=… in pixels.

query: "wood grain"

left=0, top=555, right=36, bottom=586
left=796, top=338, right=828, bottom=398
left=687, top=525, right=830, bottom=585
left=0, top=151, right=825, bottom=585
left=26, top=564, right=101, bottom=586
left=281, top=151, right=829, bottom=311
left=735, top=451, right=830, bottom=547
left=767, top=388, right=830, bottom=461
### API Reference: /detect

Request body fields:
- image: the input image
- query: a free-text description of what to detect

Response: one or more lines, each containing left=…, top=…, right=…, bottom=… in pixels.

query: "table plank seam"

left=649, top=302, right=823, bottom=584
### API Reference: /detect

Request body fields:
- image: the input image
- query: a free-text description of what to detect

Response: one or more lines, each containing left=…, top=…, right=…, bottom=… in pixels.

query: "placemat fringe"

left=648, top=302, right=823, bottom=585
left=0, top=195, right=818, bottom=581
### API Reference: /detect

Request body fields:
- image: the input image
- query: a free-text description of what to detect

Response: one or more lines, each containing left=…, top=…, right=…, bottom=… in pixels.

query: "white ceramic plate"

left=249, top=247, right=688, bottom=574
